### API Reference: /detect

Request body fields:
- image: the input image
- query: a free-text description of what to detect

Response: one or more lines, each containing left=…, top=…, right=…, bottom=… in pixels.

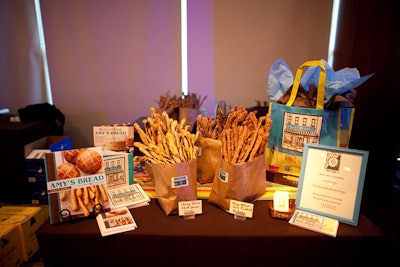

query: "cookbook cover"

left=45, top=147, right=110, bottom=224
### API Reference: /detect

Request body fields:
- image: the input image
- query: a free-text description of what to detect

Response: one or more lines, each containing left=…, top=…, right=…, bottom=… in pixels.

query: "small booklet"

left=107, top=183, right=151, bottom=210
left=289, top=210, right=339, bottom=237
left=96, top=207, right=137, bottom=237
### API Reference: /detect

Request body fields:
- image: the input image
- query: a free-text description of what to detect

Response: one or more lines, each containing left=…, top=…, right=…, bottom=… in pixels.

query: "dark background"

left=334, top=0, right=400, bottom=229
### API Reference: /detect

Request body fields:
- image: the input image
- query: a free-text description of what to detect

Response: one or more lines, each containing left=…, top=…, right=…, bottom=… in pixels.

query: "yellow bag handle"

left=286, top=60, right=326, bottom=110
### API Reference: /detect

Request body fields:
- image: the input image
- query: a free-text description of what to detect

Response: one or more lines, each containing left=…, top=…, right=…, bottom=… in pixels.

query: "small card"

left=273, top=191, right=289, bottom=212
left=229, top=200, right=254, bottom=219
left=178, top=200, right=202, bottom=217
left=289, top=210, right=339, bottom=237
left=96, top=207, right=137, bottom=237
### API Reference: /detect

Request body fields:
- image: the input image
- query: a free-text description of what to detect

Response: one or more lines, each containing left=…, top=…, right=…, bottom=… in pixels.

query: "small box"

left=28, top=181, right=48, bottom=205
left=26, top=149, right=49, bottom=181
left=0, top=224, right=23, bottom=267
left=25, top=135, right=71, bottom=180
left=24, top=135, right=71, bottom=158
left=26, top=149, right=51, bottom=204
left=0, top=206, right=49, bottom=261
left=25, top=136, right=71, bottom=203
left=93, top=125, right=134, bottom=152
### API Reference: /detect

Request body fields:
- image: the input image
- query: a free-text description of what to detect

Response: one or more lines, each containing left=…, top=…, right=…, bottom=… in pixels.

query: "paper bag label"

left=171, top=175, right=189, bottom=188
left=218, top=169, right=228, bottom=183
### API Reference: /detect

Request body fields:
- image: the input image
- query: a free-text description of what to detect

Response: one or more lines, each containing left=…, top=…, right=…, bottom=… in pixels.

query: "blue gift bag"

left=265, top=60, right=355, bottom=177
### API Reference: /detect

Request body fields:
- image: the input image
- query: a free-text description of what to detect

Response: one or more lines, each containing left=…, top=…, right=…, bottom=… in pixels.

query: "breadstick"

left=238, top=132, right=255, bottom=162
left=232, top=126, right=248, bottom=163
left=232, top=106, right=248, bottom=126
left=75, top=187, right=83, bottom=198
left=71, top=189, right=79, bottom=211
left=134, top=122, right=151, bottom=145
left=225, top=129, right=232, bottom=163
left=150, top=106, right=157, bottom=118
left=88, top=186, right=96, bottom=199
left=249, top=130, right=264, bottom=161
left=94, top=191, right=103, bottom=207
left=60, top=190, right=67, bottom=201
left=77, top=194, right=90, bottom=216
left=97, top=184, right=109, bottom=202
left=241, top=116, right=265, bottom=161
left=166, top=132, right=179, bottom=156
left=83, top=187, right=90, bottom=205
left=248, top=112, right=258, bottom=130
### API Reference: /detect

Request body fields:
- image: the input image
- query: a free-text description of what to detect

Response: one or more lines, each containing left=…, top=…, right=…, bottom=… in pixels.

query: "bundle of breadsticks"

left=197, top=105, right=272, bottom=164
left=179, top=92, right=207, bottom=109
left=196, top=107, right=226, bottom=139
left=155, top=91, right=207, bottom=111
left=133, top=107, right=199, bottom=164
left=154, top=90, right=180, bottom=115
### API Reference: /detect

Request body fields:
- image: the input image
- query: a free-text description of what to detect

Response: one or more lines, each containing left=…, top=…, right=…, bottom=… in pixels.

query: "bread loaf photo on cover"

left=75, top=149, right=103, bottom=174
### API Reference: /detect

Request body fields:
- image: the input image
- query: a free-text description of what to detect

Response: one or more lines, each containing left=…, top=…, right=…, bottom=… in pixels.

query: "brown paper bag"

left=147, top=159, right=198, bottom=215
left=208, top=154, right=266, bottom=211
left=196, top=135, right=222, bottom=184
left=179, top=107, right=200, bottom=132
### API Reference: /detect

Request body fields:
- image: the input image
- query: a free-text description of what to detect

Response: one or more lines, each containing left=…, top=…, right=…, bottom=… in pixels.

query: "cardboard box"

left=26, top=149, right=49, bottom=182
left=25, top=136, right=71, bottom=178
left=28, top=181, right=48, bottom=205
left=0, top=224, right=22, bottom=267
left=25, top=136, right=71, bottom=204
left=26, top=149, right=51, bottom=204
left=0, top=206, right=49, bottom=261
left=93, top=125, right=134, bottom=152
left=24, top=135, right=71, bottom=158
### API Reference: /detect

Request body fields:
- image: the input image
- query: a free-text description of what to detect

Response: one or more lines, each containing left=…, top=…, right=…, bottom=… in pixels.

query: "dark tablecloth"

left=37, top=199, right=395, bottom=266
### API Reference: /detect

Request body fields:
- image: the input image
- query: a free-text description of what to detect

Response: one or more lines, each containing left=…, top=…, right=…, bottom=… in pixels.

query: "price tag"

left=229, top=200, right=254, bottom=219
left=178, top=200, right=202, bottom=219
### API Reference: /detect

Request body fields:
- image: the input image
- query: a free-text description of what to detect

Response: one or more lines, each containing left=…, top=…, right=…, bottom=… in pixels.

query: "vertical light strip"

left=181, top=0, right=188, bottom=96
left=34, top=0, right=53, bottom=104
left=328, top=0, right=340, bottom=66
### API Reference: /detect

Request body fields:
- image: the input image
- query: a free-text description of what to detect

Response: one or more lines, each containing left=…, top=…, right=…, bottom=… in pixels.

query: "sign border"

left=296, top=143, right=369, bottom=226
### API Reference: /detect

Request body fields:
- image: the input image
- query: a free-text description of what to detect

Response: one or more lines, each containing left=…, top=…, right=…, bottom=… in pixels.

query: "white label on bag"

left=218, top=169, right=228, bottom=183
left=171, top=175, right=189, bottom=188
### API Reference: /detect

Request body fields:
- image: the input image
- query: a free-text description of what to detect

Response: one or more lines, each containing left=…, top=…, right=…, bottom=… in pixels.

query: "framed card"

left=296, top=143, right=369, bottom=226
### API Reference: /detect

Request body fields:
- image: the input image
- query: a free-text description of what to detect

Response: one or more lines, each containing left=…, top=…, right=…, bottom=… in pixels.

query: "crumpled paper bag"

left=196, top=134, right=222, bottom=184
left=146, top=159, right=197, bottom=215
left=208, top=154, right=266, bottom=212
